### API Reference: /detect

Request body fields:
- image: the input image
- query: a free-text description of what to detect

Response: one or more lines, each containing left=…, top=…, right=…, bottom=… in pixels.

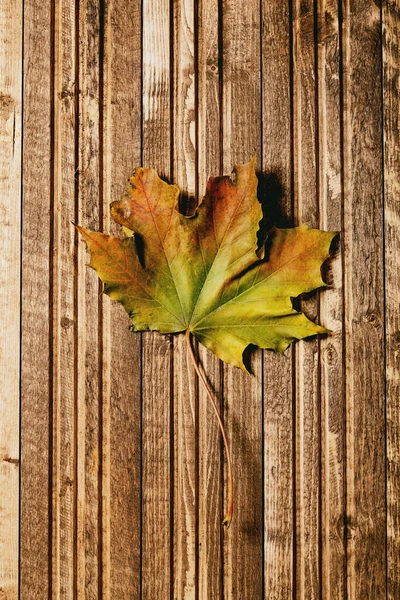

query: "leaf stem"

left=185, top=330, right=233, bottom=528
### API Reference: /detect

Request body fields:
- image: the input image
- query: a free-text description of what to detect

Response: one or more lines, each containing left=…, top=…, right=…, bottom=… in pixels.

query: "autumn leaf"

left=78, top=158, right=334, bottom=369
left=77, top=158, right=336, bottom=527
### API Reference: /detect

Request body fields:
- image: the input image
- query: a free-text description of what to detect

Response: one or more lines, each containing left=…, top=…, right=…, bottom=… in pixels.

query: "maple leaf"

left=78, top=158, right=334, bottom=369
left=77, top=158, right=336, bottom=527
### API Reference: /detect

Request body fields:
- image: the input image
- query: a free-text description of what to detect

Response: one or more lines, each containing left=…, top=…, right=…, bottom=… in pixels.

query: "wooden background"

left=0, top=0, right=399, bottom=597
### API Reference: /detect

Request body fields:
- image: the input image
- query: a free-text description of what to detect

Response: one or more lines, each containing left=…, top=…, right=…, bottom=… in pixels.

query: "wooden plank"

left=173, top=342, right=197, bottom=599
left=77, top=0, right=103, bottom=595
left=317, top=2, right=345, bottom=598
left=20, top=0, right=52, bottom=596
left=141, top=2, right=173, bottom=597
left=197, top=0, right=223, bottom=597
left=342, top=0, right=386, bottom=597
left=261, top=1, right=294, bottom=598
left=383, top=2, right=400, bottom=598
left=51, top=1, right=78, bottom=596
left=221, top=1, right=263, bottom=597
left=173, top=1, right=198, bottom=597
left=0, top=0, right=22, bottom=597
left=292, top=1, right=320, bottom=597
left=102, top=0, right=142, bottom=596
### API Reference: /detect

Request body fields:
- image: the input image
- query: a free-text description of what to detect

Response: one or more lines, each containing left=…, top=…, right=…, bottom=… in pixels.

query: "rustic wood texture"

left=0, top=0, right=397, bottom=597
left=317, top=2, right=345, bottom=599
left=0, top=1, right=22, bottom=598
left=103, top=0, right=142, bottom=596
left=261, top=2, right=294, bottom=598
left=221, top=2, right=263, bottom=598
left=197, top=2, right=223, bottom=597
left=52, top=0, right=77, bottom=596
left=20, top=0, right=52, bottom=597
left=142, top=2, right=173, bottom=598
left=292, top=2, right=321, bottom=596
left=383, top=2, right=400, bottom=599
left=342, top=1, right=386, bottom=598
left=173, top=3, right=198, bottom=596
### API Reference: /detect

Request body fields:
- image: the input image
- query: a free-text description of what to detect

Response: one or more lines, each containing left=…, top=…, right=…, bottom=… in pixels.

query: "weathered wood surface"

left=20, top=0, right=52, bottom=596
left=383, top=2, right=400, bottom=599
left=0, top=1, right=22, bottom=599
left=342, top=2, right=386, bottom=598
left=0, top=0, right=398, bottom=598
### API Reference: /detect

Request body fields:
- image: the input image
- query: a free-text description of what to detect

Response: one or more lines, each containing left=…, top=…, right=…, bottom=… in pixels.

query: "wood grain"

left=103, top=0, right=142, bottom=596
left=141, top=2, right=173, bottom=597
left=51, top=1, right=78, bottom=596
left=383, top=2, right=400, bottom=598
left=317, top=1, right=345, bottom=598
left=77, top=0, right=103, bottom=594
left=342, top=0, right=386, bottom=597
left=222, top=1, right=263, bottom=598
left=0, top=1, right=22, bottom=598
left=292, top=1, right=321, bottom=597
left=173, top=2, right=198, bottom=597
left=9, top=0, right=399, bottom=596
left=20, top=0, right=52, bottom=596
left=261, top=1, right=294, bottom=597
left=197, top=0, right=223, bottom=597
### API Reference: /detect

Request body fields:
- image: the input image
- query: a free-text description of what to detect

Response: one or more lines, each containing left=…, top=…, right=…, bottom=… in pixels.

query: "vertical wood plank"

left=317, top=2, right=345, bottom=598
left=261, top=1, right=294, bottom=598
left=342, top=0, right=386, bottom=597
left=222, top=1, right=263, bottom=597
left=141, top=2, right=173, bottom=597
left=77, top=0, right=103, bottom=594
left=292, top=1, right=321, bottom=597
left=0, top=0, right=22, bottom=597
left=173, top=1, right=198, bottom=597
left=383, top=2, right=400, bottom=598
left=173, top=343, right=197, bottom=600
left=20, top=0, right=52, bottom=596
left=197, top=0, right=223, bottom=596
left=52, top=0, right=78, bottom=596
left=103, top=0, right=142, bottom=596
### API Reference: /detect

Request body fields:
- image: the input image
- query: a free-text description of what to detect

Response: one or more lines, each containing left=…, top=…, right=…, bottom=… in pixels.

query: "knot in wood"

left=365, top=310, right=380, bottom=327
